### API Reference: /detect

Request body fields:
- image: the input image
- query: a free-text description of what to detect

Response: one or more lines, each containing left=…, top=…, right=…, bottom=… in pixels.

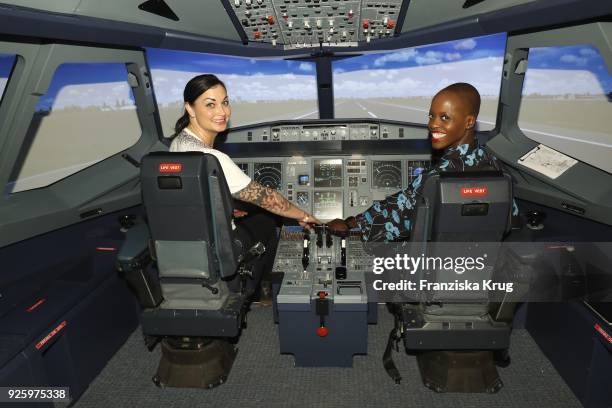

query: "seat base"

left=417, top=350, right=503, bottom=393
left=152, top=337, right=237, bottom=388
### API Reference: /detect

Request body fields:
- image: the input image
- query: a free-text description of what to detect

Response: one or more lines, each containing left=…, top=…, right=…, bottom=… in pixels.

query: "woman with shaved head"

left=328, top=82, right=517, bottom=241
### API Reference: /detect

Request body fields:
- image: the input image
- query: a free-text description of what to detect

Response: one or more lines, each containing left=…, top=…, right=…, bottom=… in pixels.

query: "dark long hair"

left=173, top=74, right=226, bottom=137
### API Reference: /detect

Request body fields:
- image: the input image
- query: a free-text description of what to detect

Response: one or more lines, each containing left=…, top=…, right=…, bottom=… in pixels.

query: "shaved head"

left=435, top=82, right=481, bottom=117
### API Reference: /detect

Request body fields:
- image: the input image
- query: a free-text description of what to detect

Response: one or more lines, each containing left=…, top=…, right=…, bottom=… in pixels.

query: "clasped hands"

left=326, top=216, right=357, bottom=237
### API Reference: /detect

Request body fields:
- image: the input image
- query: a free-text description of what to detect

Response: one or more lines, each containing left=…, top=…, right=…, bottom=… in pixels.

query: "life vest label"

left=159, top=163, right=182, bottom=173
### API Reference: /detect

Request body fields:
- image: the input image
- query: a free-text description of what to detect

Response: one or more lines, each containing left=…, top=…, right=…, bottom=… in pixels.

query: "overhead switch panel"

left=228, top=0, right=405, bottom=49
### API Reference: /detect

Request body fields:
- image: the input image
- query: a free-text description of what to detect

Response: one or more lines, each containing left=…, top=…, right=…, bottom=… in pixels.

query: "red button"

left=254, top=31, right=261, bottom=39
left=387, top=19, right=396, bottom=29
left=317, top=291, right=327, bottom=299
left=267, top=15, right=274, bottom=24
left=317, top=326, right=329, bottom=337
left=362, top=19, right=369, bottom=29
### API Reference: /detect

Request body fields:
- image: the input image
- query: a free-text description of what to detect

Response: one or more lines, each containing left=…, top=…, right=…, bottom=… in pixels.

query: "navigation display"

left=314, top=159, right=343, bottom=188
left=372, top=160, right=402, bottom=189
left=313, top=191, right=343, bottom=221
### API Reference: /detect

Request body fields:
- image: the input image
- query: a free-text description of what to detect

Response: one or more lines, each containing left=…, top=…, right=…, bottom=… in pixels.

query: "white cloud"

left=333, top=68, right=345, bottom=75
left=523, top=69, right=604, bottom=95
left=373, top=49, right=418, bottom=67
left=334, top=57, right=504, bottom=98
left=42, top=81, right=135, bottom=110
left=415, top=51, right=443, bottom=65
left=560, top=54, right=587, bottom=66
left=454, top=38, right=477, bottom=50
left=579, top=48, right=597, bottom=57
left=445, top=52, right=462, bottom=61
left=298, top=62, right=314, bottom=72
left=151, top=68, right=317, bottom=104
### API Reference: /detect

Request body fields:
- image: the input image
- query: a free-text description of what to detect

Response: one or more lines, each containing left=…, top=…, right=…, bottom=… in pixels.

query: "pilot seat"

left=384, top=169, right=518, bottom=393
left=121, top=151, right=263, bottom=388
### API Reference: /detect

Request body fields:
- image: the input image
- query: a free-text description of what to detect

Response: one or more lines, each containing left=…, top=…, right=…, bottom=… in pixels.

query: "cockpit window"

left=518, top=45, right=612, bottom=173
left=0, top=53, right=16, bottom=105
left=146, top=48, right=319, bottom=136
left=333, top=33, right=506, bottom=131
left=6, top=63, right=141, bottom=194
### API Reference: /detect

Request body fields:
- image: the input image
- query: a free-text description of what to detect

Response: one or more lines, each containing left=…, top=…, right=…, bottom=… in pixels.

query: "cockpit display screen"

left=313, top=191, right=343, bottom=221
left=313, top=159, right=343, bottom=188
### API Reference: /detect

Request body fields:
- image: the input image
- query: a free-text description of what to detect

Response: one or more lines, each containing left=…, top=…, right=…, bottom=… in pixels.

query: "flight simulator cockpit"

left=0, top=0, right=611, bottom=407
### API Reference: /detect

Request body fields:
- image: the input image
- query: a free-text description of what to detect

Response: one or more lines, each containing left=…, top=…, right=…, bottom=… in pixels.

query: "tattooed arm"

left=233, top=181, right=321, bottom=225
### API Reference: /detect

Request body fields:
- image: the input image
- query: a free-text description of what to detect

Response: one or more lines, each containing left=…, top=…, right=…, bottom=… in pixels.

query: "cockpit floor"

left=73, top=304, right=580, bottom=408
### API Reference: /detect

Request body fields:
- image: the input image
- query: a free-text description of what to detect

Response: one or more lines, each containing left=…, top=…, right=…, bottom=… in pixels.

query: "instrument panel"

left=225, top=121, right=425, bottom=143
left=239, top=154, right=430, bottom=220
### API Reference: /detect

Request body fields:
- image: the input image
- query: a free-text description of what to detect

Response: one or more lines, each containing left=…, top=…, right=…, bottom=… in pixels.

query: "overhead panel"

left=73, top=0, right=242, bottom=42
left=228, top=0, right=405, bottom=49
left=401, top=0, right=537, bottom=33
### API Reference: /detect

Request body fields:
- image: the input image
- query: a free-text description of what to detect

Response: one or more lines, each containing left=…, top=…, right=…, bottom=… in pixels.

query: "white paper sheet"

left=518, top=144, right=578, bottom=179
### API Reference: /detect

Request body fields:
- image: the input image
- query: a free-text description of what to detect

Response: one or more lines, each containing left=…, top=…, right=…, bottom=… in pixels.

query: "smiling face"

left=428, top=90, right=476, bottom=150
left=185, top=84, right=231, bottom=142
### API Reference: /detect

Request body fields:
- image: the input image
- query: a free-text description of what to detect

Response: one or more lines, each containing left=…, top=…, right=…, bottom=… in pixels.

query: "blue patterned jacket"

left=355, top=142, right=518, bottom=242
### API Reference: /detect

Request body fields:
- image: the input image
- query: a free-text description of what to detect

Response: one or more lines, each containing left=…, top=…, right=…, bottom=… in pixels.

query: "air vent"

left=462, top=0, right=486, bottom=9
left=138, top=0, right=179, bottom=21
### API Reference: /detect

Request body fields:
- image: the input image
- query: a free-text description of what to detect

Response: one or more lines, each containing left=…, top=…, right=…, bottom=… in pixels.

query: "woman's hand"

left=299, top=213, right=322, bottom=231
left=326, top=218, right=350, bottom=236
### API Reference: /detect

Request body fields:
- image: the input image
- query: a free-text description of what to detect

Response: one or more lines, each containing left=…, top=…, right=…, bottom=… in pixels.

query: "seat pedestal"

left=417, top=350, right=503, bottom=393
left=153, top=337, right=237, bottom=388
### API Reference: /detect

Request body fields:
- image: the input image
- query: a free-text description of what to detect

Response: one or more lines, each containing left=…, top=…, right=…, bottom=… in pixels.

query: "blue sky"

left=334, top=33, right=506, bottom=72
left=528, top=45, right=611, bottom=92
left=146, top=48, right=317, bottom=76
left=0, top=54, right=14, bottom=77
left=34, top=64, right=135, bottom=111
left=1, top=35, right=610, bottom=111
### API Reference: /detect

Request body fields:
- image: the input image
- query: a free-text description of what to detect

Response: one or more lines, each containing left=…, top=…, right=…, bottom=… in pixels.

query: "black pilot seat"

left=384, top=169, right=521, bottom=393
left=119, top=151, right=264, bottom=388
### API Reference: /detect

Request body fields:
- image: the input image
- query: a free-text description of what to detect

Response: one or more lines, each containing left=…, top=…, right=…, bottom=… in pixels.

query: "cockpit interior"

left=0, top=1, right=611, bottom=407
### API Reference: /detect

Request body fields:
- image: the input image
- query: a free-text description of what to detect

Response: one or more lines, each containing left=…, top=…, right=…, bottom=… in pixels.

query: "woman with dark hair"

left=170, top=74, right=320, bottom=296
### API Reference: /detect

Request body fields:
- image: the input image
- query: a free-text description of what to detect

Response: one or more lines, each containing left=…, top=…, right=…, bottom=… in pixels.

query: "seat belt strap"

left=383, top=324, right=403, bottom=384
